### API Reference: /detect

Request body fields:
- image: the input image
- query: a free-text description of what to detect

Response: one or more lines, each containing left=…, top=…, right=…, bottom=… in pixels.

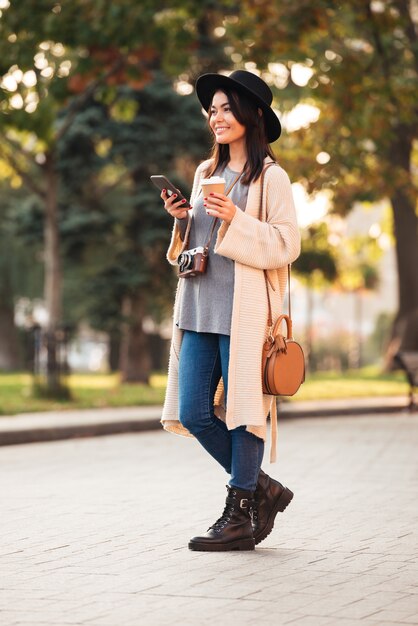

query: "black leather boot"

left=252, top=469, right=294, bottom=545
left=188, top=486, right=255, bottom=552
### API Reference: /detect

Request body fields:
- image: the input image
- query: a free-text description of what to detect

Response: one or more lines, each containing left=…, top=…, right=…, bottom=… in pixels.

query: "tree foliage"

left=227, top=0, right=418, bottom=351
left=0, top=1, right=221, bottom=380
left=1, top=0, right=417, bottom=381
left=57, top=76, right=209, bottom=333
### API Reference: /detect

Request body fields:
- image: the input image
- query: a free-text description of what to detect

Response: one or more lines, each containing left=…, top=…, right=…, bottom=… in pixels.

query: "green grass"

left=294, top=366, right=408, bottom=402
left=0, top=366, right=409, bottom=416
left=0, top=372, right=167, bottom=416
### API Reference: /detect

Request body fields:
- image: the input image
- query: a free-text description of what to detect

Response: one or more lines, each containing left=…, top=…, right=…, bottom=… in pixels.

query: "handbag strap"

left=258, top=162, right=292, bottom=337
left=203, top=171, right=243, bottom=251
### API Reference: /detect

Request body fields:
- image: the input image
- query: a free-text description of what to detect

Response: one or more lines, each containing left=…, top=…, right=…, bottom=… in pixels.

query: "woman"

left=160, top=70, right=301, bottom=552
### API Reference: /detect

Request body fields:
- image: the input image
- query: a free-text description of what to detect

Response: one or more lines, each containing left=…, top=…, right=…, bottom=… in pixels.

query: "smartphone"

left=150, top=175, right=191, bottom=209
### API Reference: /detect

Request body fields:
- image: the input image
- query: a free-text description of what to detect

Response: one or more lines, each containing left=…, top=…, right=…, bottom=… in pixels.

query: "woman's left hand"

left=204, top=193, right=237, bottom=225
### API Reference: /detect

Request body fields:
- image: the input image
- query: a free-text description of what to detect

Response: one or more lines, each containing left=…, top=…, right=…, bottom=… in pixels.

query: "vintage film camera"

left=177, top=246, right=208, bottom=278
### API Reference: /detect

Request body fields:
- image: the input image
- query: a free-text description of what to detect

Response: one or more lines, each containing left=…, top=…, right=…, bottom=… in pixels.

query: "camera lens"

left=178, top=252, right=192, bottom=272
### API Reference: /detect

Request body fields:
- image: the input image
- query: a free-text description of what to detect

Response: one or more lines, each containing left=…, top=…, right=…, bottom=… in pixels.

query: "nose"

left=212, top=110, right=224, bottom=122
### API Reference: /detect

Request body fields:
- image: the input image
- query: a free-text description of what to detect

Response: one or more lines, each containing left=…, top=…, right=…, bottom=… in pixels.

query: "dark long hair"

left=204, top=88, right=276, bottom=185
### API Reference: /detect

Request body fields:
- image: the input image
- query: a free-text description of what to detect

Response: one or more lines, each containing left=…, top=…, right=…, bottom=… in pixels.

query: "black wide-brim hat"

left=195, top=70, right=281, bottom=143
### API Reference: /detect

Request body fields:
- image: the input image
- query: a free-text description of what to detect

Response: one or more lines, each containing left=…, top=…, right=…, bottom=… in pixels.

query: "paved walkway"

left=0, top=396, right=409, bottom=446
left=1, top=411, right=417, bottom=625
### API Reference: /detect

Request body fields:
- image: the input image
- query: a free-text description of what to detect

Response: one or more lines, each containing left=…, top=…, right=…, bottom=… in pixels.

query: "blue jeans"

left=178, top=330, right=264, bottom=492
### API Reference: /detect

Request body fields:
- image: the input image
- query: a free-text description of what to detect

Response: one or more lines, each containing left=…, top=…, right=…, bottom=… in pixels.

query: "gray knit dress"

left=175, top=165, right=249, bottom=336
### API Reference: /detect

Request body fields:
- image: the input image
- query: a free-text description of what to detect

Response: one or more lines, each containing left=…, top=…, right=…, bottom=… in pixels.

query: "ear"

left=258, top=108, right=263, bottom=117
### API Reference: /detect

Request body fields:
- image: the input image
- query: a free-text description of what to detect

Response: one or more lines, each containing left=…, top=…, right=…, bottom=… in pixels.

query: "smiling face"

left=209, top=90, right=247, bottom=146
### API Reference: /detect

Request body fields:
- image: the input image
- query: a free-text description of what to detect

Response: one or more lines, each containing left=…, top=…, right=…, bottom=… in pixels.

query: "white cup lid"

left=201, top=176, right=225, bottom=184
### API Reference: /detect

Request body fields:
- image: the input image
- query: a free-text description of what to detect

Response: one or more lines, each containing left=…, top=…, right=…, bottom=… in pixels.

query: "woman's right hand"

left=161, top=189, right=192, bottom=220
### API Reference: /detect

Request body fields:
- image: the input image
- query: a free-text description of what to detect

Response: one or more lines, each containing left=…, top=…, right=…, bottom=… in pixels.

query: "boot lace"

left=251, top=488, right=262, bottom=527
left=209, top=495, right=235, bottom=533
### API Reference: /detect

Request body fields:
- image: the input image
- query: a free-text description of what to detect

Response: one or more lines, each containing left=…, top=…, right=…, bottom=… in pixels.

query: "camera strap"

left=203, top=171, right=243, bottom=254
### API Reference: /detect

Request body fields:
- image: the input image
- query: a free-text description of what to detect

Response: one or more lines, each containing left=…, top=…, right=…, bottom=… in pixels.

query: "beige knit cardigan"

left=161, top=157, right=301, bottom=462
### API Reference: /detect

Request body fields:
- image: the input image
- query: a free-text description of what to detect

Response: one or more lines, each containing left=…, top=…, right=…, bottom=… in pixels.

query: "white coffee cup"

left=201, top=176, right=225, bottom=198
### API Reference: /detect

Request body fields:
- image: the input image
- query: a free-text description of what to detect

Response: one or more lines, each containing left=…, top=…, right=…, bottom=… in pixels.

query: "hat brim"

left=195, top=73, right=281, bottom=143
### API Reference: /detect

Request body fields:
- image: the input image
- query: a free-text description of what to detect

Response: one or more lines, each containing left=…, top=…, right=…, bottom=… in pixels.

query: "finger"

left=169, top=205, right=188, bottom=215
left=204, top=200, right=226, bottom=214
left=205, top=206, right=221, bottom=216
left=169, top=204, right=193, bottom=216
left=165, top=194, right=184, bottom=209
left=169, top=211, right=191, bottom=222
left=171, top=198, right=188, bottom=209
left=172, top=208, right=191, bottom=217
left=204, top=196, right=223, bottom=208
left=163, top=190, right=178, bottom=201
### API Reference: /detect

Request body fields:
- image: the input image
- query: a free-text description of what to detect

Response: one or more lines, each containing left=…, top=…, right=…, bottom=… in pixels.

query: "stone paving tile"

left=328, top=593, right=413, bottom=620
left=367, top=609, right=418, bottom=624
left=0, top=413, right=417, bottom=626
left=282, top=616, right=335, bottom=626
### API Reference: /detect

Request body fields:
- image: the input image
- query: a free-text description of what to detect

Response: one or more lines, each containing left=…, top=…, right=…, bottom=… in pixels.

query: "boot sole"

left=188, top=537, right=255, bottom=552
left=254, top=487, right=294, bottom=546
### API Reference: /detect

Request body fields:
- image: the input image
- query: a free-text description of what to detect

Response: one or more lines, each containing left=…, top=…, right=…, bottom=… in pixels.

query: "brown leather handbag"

left=259, top=164, right=305, bottom=396
left=261, top=269, right=305, bottom=396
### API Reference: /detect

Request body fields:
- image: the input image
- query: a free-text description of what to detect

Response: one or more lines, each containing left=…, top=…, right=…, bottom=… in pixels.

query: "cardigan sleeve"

left=175, top=216, right=189, bottom=241
left=166, top=159, right=211, bottom=265
left=214, top=166, right=301, bottom=270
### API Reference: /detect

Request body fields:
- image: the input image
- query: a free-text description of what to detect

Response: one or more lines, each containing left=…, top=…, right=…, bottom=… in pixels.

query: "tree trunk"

left=42, top=152, right=67, bottom=395
left=387, top=132, right=418, bottom=356
left=0, top=303, right=20, bottom=370
left=44, top=152, right=61, bottom=330
left=119, top=293, right=151, bottom=383
left=0, top=247, right=20, bottom=370
left=391, top=190, right=418, bottom=319
left=108, top=330, right=121, bottom=372
left=305, top=283, right=314, bottom=371
left=355, top=290, right=363, bottom=369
